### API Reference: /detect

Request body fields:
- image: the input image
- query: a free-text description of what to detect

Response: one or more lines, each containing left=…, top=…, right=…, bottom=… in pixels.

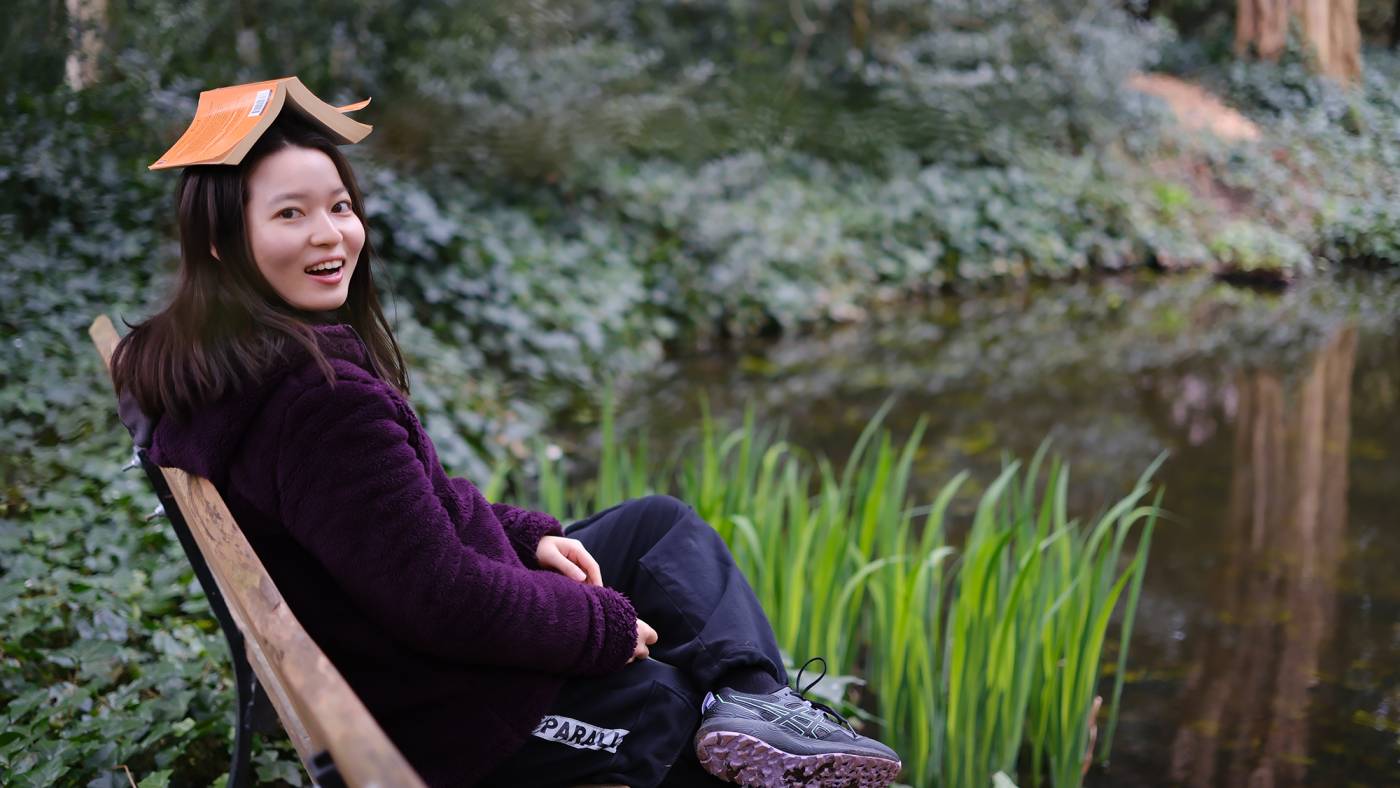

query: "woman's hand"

left=535, top=536, right=602, bottom=587
left=629, top=618, right=659, bottom=663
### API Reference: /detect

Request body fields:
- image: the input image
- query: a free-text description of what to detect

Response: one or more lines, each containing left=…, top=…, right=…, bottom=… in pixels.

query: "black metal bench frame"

left=136, top=447, right=346, bottom=788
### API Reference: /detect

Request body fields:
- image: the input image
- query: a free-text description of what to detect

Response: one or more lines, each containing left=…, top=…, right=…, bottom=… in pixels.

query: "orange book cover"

left=150, top=76, right=372, bottom=170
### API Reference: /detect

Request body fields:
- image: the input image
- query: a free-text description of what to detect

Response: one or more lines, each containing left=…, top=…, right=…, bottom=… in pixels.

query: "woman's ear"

left=209, top=244, right=221, bottom=261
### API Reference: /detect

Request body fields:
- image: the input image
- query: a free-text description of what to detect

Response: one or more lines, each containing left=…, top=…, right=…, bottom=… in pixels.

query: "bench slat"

left=90, top=315, right=425, bottom=788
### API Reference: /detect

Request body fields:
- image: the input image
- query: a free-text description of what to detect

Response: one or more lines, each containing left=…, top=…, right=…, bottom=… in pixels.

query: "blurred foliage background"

left=2, top=0, right=1399, bottom=784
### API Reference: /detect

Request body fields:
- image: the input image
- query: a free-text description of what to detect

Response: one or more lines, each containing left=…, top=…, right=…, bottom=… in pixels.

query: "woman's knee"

left=636, top=494, right=687, bottom=517
left=632, top=495, right=711, bottom=542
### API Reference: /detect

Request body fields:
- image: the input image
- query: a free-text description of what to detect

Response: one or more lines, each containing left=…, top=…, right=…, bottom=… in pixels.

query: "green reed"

left=517, top=403, right=1160, bottom=787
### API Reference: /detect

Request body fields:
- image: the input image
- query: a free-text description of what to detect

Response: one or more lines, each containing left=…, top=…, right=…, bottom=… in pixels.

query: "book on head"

left=149, top=76, right=372, bottom=171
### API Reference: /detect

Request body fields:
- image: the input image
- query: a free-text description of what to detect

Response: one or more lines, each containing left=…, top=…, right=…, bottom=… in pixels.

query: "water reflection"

left=1169, top=327, right=1356, bottom=787
left=594, top=271, right=1400, bottom=785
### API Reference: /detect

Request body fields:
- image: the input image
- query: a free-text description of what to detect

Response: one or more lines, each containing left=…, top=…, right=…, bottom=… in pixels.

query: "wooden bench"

left=90, top=314, right=427, bottom=788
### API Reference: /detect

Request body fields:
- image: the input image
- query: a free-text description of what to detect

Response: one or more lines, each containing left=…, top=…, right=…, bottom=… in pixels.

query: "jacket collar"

left=142, top=322, right=381, bottom=480
left=305, top=322, right=377, bottom=376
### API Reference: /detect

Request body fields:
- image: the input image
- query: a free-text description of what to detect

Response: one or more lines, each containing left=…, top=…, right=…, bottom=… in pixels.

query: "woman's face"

left=242, top=146, right=365, bottom=313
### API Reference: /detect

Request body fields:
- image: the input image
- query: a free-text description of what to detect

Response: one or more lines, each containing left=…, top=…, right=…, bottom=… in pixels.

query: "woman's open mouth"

left=304, top=259, right=345, bottom=284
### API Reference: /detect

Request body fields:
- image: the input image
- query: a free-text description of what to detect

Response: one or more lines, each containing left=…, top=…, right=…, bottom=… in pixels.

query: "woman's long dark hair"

left=111, top=111, right=409, bottom=422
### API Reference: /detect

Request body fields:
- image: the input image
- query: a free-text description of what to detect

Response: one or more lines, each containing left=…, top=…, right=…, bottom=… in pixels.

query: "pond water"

left=603, top=270, right=1400, bottom=786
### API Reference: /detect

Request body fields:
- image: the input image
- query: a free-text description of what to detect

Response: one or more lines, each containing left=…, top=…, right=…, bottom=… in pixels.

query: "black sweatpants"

left=479, top=495, right=789, bottom=788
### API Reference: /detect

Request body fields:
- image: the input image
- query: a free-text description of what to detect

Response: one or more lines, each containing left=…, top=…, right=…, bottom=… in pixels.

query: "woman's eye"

left=278, top=207, right=301, bottom=219
left=333, top=200, right=353, bottom=213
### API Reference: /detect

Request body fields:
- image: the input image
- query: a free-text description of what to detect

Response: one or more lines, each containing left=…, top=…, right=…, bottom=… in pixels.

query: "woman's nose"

left=309, top=210, right=344, bottom=246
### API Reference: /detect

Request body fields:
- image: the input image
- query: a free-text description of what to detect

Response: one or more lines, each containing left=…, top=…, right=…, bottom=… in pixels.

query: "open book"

left=150, top=76, right=372, bottom=170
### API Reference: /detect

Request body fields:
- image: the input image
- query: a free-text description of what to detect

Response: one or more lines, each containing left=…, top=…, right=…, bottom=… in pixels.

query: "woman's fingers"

left=535, top=536, right=586, bottom=582
left=627, top=619, right=661, bottom=664
left=532, top=540, right=588, bottom=582
left=574, top=544, right=603, bottom=587
left=558, top=538, right=603, bottom=586
left=535, top=536, right=604, bottom=586
left=630, top=618, right=656, bottom=663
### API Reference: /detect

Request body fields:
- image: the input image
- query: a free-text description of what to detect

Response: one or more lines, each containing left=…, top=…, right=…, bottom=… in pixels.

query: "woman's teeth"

left=305, top=260, right=343, bottom=274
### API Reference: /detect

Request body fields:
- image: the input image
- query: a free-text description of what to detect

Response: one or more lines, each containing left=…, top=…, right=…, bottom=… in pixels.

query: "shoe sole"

left=695, top=730, right=902, bottom=787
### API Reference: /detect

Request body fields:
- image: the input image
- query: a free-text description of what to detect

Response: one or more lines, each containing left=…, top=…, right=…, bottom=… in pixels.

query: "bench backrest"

left=89, top=314, right=425, bottom=788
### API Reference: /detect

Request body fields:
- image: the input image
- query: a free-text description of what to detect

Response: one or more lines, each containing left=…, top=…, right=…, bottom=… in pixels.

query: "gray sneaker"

left=693, top=661, right=901, bottom=787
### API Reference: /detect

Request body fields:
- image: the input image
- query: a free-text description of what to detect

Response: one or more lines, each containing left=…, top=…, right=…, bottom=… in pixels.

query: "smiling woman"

left=110, top=111, right=408, bottom=424
left=107, top=92, right=902, bottom=788
left=241, top=146, right=365, bottom=313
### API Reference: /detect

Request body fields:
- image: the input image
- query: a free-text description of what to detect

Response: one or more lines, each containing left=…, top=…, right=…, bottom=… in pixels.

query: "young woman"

left=111, top=109, right=901, bottom=788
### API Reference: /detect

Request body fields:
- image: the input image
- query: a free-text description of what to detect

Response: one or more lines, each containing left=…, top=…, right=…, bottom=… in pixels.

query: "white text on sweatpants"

left=530, top=714, right=630, bottom=753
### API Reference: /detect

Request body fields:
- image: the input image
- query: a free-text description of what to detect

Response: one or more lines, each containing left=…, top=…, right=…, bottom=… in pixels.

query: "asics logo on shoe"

left=712, top=693, right=836, bottom=739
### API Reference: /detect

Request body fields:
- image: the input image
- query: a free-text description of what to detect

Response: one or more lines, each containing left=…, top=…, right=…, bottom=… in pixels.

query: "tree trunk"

left=1235, top=0, right=1362, bottom=83
left=1391, top=0, right=1399, bottom=49
left=64, top=0, right=107, bottom=91
left=851, top=0, right=870, bottom=52
left=1169, top=327, right=1357, bottom=786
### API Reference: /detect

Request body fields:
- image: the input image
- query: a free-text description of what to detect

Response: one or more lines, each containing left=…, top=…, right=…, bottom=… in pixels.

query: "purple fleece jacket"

left=147, top=323, right=638, bottom=786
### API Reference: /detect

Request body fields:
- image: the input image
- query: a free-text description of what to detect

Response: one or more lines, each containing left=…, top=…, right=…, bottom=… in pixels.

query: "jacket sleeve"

left=483, top=497, right=565, bottom=569
left=274, top=374, right=636, bottom=676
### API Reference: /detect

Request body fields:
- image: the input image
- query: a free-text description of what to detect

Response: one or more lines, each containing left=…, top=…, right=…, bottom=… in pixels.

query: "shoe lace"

left=794, top=656, right=858, bottom=736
